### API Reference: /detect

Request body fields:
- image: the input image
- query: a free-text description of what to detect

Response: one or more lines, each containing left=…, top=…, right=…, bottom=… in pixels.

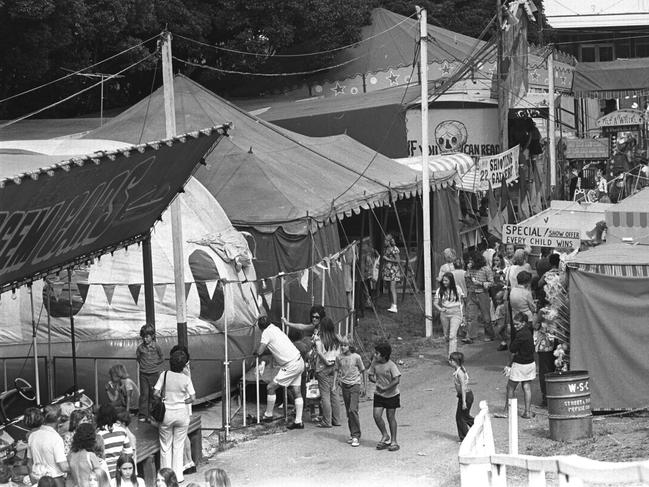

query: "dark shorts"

left=373, top=393, right=400, bottom=409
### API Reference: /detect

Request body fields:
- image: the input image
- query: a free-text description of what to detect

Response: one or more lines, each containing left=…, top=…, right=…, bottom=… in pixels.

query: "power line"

left=0, top=52, right=157, bottom=130
left=0, top=34, right=159, bottom=105
left=173, top=13, right=417, bottom=58
left=172, top=51, right=372, bottom=76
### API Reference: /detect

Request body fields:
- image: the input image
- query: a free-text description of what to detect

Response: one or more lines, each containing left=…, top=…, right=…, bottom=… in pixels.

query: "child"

left=448, top=352, right=474, bottom=441
left=334, top=336, right=365, bottom=447
left=135, top=324, right=164, bottom=422
left=492, top=291, right=508, bottom=352
left=106, top=364, right=140, bottom=415
left=116, top=411, right=137, bottom=467
left=113, top=453, right=144, bottom=487
left=367, top=341, right=401, bottom=452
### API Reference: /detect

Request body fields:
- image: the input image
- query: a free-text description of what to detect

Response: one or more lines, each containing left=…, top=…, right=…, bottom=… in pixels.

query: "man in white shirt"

left=255, top=316, right=305, bottom=429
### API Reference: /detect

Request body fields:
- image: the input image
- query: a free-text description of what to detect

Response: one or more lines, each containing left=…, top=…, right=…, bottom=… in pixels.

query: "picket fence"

left=458, top=400, right=649, bottom=486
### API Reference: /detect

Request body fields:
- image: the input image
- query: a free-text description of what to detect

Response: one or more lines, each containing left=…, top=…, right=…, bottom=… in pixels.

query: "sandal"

left=521, top=412, right=536, bottom=419
left=493, top=412, right=508, bottom=419
left=387, top=443, right=400, bottom=452
left=376, top=439, right=392, bottom=450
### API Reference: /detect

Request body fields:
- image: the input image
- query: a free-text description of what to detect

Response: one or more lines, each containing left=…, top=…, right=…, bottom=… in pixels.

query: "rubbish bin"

left=545, top=370, right=593, bottom=441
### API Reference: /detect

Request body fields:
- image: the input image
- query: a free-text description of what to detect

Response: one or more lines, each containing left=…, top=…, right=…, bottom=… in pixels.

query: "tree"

left=0, top=0, right=372, bottom=118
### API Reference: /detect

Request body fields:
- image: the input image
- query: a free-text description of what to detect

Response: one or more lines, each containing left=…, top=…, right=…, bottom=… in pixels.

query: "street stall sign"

left=476, top=145, right=520, bottom=190
left=596, top=109, right=644, bottom=134
left=502, top=224, right=581, bottom=248
left=0, top=127, right=227, bottom=293
left=564, top=138, right=609, bottom=160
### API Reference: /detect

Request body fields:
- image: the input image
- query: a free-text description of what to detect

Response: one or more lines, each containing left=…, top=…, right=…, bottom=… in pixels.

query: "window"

left=635, top=39, right=649, bottom=58
left=578, top=43, right=615, bottom=62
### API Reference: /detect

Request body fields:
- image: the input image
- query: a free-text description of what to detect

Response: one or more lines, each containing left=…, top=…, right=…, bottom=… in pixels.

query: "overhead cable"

left=0, top=34, right=159, bottom=105
left=0, top=52, right=157, bottom=130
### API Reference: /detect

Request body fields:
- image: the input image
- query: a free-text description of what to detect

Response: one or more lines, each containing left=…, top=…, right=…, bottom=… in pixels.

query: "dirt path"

left=184, top=337, right=523, bottom=487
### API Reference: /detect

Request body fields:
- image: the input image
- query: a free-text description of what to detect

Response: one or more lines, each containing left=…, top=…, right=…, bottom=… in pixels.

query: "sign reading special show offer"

left=477, top=145, right=520, bottom=190
left=502, top=224, right=580, bottom=248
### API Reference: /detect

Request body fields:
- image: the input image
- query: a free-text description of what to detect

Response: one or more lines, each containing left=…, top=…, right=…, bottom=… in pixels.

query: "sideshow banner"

left=477, top=145, right=520, bottom=190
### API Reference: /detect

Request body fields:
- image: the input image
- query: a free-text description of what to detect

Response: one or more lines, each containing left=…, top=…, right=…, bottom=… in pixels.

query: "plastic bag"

left=306, top=379, right=320, bottom=400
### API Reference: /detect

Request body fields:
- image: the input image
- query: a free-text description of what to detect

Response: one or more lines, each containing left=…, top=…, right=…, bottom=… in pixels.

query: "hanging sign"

left=476, top=145, right=520, bottom=190
left=502, top=224, right=580, bottom=248
left=596, top=109, right=644, bottom=129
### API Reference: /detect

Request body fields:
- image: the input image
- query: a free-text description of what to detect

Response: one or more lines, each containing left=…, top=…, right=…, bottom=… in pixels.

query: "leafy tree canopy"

left=0, top=0, right=548, bottom=119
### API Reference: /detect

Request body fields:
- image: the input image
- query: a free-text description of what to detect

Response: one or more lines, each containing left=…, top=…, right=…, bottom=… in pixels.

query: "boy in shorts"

left=255, top=316, right=306, bottom=430
left=368, top=341, right=401, bottom=451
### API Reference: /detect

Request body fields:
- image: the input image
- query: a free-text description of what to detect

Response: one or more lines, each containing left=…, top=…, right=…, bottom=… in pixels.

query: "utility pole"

left=497, top=0, right=508, bottom=151
left=548, top=45, right=556, bottom=195
left=416, top=6, right=433, bottom=338
left=160, top=31, right=189, bottom=348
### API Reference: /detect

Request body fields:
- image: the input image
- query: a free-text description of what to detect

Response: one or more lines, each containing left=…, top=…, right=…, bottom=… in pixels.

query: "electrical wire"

left=0, top=52, right=157, bottom=130
left=172, top=51, right=372, bottom=76
left=0, top=34, right=159, bottom=105
left=173, top=13, right=417, bottom=58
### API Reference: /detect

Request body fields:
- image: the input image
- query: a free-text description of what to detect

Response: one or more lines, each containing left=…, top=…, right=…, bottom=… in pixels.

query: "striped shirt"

left=98, top=423, right=133, bottom=478
left=466, top=266, right=493, bottom=293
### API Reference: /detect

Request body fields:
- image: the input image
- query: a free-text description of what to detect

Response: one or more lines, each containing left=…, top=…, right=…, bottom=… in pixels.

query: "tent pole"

left=223, top=283, right=230, bottom=441
left=350, top=242, right=356, bottom=338
left=67, top=269, right=78, bottom=398
left=142, top=232, right=156, bottom=329
left=280, top=274, right=288, bottom=421
left=46, top=281, right=53, bottom=401
left=161, top=30, right=188, bottom=349
left=417, top=7, right=434, bottom=337
left=29, top=286, right=41, bottom=406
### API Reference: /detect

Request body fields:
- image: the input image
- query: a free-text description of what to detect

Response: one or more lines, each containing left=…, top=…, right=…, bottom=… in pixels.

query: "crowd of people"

left=0, top=323, right=237, bottom=487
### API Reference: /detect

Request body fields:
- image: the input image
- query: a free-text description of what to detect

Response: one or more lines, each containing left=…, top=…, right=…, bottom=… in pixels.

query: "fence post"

left=508, top=398, right=518, bottom=455
left=2, top=359, right=6, bottom=392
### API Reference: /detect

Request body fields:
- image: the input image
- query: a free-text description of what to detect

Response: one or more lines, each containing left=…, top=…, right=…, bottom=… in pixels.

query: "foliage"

left=0, top=0, right=371, bottom=118
left=0, top=0, right=553, bottom=119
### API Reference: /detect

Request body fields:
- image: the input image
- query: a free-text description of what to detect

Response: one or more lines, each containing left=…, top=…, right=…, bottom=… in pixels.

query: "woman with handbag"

left=153, top=350, right=195, bottom=484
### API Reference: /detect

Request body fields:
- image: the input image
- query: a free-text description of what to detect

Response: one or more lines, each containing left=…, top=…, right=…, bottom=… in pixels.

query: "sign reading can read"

left=502, top=224, right=581, bottom=248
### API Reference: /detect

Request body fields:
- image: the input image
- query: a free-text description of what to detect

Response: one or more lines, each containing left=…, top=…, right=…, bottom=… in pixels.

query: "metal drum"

left=545, top=370, right=593, bottom=441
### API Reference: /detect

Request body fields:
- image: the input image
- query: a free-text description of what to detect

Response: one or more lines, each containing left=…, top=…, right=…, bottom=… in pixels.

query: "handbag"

left=305, top=379, right=321, bottom=400
left=150, top=372, right=167, bottom=423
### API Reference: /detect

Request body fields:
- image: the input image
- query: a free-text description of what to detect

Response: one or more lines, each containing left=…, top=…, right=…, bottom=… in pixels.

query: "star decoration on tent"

left=441, top=61, right=451, bottom=76
left=531, top=70, right=540, bottom=81
left=559, top=74, right=567, bottom=85
left=331, top=81, right=346, bottom=96
left=386, top=70, right=399, bottom=86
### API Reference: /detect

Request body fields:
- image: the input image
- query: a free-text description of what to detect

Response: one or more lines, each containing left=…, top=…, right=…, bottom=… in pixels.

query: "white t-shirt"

left=154, top=371, right=195, bottom=410
left=110, top=478, right=146, bottom=487
left=27, top=425, right=67, bottom=479
left=260, top=324, right=300, bottom=367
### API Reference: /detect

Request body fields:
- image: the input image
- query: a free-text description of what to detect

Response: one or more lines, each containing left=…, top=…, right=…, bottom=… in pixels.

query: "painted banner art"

left=0, top=128, right=226, bottom=293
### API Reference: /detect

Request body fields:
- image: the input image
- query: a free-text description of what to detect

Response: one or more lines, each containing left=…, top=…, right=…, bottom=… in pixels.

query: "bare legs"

left=500, top=379, right=533, bottom=417
left=373, top=407, right=398, bottom=446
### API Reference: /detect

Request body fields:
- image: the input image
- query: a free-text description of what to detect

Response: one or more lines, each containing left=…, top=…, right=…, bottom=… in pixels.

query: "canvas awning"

left=573, top=57, right=649, bottom=99
left=605, top=188, right=649, bottom=245
left=394, top=153, right=471, bottom=191
left=518, top=199, right=613, bottom=240
left=0, top=126, right=228, bottom=293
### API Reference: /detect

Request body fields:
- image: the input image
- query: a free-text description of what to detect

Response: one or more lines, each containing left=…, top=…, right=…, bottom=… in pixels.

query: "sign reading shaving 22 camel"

left=477, top=145, right=520, bottom=190
left=502, top=225, right=580, bottom=248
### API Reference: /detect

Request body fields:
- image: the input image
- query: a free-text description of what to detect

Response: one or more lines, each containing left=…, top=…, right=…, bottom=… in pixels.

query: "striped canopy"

left=605, top=188, right=649, bottom=245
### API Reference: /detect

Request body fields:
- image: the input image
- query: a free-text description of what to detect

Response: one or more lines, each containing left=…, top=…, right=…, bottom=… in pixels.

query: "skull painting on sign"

left=434, top=120, right=468, bottom=154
